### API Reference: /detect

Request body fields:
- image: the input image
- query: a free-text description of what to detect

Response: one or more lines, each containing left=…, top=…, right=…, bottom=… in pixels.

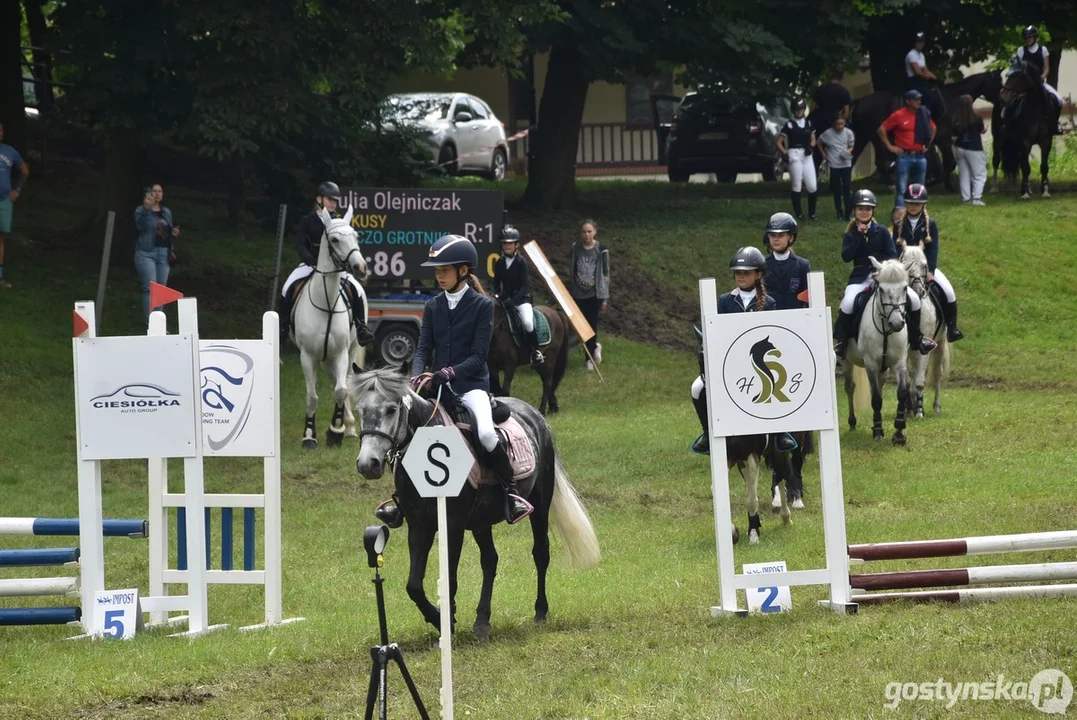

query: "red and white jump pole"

left=853, top=584, right=1077, bottom=605
left=848, top=530, right=1077, bottom=563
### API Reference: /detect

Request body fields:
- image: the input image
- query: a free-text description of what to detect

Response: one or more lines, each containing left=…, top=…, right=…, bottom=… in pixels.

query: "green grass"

left=1, top=164, right=1076, bottom=718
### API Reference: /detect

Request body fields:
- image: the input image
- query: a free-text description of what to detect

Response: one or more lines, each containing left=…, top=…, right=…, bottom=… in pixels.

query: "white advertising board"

left=199, top=341, right=275, bottom=457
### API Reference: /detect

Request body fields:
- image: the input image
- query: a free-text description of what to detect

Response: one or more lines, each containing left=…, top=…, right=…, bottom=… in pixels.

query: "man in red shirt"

left=877, top=90, right=936, bottom=207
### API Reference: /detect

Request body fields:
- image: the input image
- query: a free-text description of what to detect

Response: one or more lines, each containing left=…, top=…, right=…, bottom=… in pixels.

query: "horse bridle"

left=308, top=228, right=365, bottom=313
left=358, top=386, right=443, bottom=470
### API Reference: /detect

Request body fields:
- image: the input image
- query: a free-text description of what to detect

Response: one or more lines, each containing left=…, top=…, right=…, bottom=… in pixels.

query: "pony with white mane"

left=840, top=257, right=912, bottom=446
left=290, top=204, right=368, bottom=448
left=900, top=245, right=952, bottom=416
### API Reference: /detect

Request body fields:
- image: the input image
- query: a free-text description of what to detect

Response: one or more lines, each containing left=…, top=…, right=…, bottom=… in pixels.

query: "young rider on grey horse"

left=491, top=224, right=545, bottom=366
left=278, top=181, right=374, bottom=348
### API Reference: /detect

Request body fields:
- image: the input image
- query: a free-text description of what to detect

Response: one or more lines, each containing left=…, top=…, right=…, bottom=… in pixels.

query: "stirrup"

left=531, top=350, right=545, bottom=365
left=690, top=433, right=710, bottom=455
left=374, top=499, right=404, bottom=529
left=947, top=326, right=964, bottom=342
left=505, top=494, right=534, bottom=525
left=918, top=337, right=937, bottom=355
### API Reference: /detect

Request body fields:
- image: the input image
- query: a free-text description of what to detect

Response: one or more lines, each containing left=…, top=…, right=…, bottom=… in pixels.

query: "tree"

left=0, top=0, right=27, bottom=150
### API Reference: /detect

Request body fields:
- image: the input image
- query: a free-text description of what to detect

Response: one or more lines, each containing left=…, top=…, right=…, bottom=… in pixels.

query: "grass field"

left=1, top=164, right=1076, bottom=718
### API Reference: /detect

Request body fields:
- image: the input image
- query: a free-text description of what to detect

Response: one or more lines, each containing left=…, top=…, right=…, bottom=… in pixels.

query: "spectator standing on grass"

left=817, top=115, right=856, bottom=220
left=0, top=121, right=31, bottom=289
left=878, top=90, right=935, bottom=208
left=811, top=67, right=853, bottom=126
left=569, top=219, right=610, bottom=370
left=134, top=183, right=180, bottom=320
left=948, top=94, right=988, bottom=206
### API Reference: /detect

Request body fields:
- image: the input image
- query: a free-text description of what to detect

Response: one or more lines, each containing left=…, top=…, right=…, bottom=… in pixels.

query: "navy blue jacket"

left=764, top=253, right=812, bottom=310
left=842, top=221, right=898, bottom=283
left=297, top=212, right=327, bottom=266
left=892, top=216, right=940, bottom=273
left=411, top=287, right=494, bottom=395
left=491, top=254, right=531, bottom=305
left=717, top=290, right=777, bottom=314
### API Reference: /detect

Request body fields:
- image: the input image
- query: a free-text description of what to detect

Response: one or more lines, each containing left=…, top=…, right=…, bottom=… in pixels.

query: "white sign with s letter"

left=92, top=588, right=140, bottom=639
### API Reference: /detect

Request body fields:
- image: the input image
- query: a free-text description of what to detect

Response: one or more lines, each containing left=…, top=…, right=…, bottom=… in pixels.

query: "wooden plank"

left=521, top=241, right=595, bottom=344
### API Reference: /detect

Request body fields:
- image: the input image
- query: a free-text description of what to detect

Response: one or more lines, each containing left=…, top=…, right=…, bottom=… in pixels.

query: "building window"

left=625, top=72, right=673, bottom=126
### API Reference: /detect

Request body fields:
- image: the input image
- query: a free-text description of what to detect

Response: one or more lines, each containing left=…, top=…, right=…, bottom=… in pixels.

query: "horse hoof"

left=893, top=433, right=907, bottom=447
left=792, top=498, right=804, bottom=510
left=1021, top=193, right=1031, bottom=200
left=732, top=526, right=740, bottom=545
left=302, top=439, right=317, bottom=450
left=914, top=410, right=924, bottom=419
left=781, top=513, right=791, bottom=526
left=474, top=622, right=491, bottom=639
left=1043, top=191, right=1052, bottom=199
left=749, top=530, right=760, bottom=545
left=872, top=430, right=884, bottom=441
left=771, top=488, right=782, bottom=512
left=533, top=614, right=547, bottom=626
left=326, top=430, right=344, bottom=448
left=848, top=420, right=857, bottom=431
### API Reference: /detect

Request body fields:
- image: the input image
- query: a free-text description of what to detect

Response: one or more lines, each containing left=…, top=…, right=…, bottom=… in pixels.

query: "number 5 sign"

left=92, top=588, right=141, bottom=639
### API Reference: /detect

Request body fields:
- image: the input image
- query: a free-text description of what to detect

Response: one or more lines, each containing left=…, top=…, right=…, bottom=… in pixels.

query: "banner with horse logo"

left=199, top=341, right=275, bottom=457
left=704, top=308, right=835, bottom=436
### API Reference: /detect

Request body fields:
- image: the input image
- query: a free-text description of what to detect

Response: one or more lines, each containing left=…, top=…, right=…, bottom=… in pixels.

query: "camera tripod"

left=365, top=565, right=429, bottom=720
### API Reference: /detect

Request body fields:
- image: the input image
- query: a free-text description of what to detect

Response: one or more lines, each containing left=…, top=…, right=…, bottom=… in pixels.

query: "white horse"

left=841, top=257, right=912, bottom=446
left=900, top=245, right=952, bottom=417
left=291, top=205, right=368, bottom=449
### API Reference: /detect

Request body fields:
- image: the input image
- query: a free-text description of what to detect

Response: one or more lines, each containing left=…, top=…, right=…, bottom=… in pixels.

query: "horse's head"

left=1001, top=62, right=1040, bottom=104
left=899, top=245, right=929, bottom=299
left=318, top=205, right=368, bottom=280
left=869, top=257, right=909, bottom=333
left=351, top=366, right=421, bottom=479
left=985, top=70, right=1005, bottom=104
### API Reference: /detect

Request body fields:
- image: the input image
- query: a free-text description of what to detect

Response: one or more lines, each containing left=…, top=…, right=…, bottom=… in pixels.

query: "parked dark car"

left=664, top=92, right=790, bottom=182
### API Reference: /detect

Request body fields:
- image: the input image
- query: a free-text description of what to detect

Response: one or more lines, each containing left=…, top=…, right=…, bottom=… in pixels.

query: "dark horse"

left=850, top=72, right=1003, bottom=190
left=352, top=367, right=600, bottom=636
left=488, top=300, right=569, bottom=415
left=725, top=433, right=812, bottom=545
left=993, top=62, right=1054, bottom=199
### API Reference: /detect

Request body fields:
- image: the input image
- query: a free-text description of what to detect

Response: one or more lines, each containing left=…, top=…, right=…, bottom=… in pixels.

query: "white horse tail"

left=852, top=365, right=871, bottom=413
left=927, top=340, right=951, bottom=385
left=551, top=455, right=601, bottom=570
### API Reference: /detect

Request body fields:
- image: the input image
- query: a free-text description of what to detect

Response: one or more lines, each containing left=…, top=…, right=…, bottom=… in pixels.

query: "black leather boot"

left=527, top=330, right=545, bottom=365
left=807, top=192, right=818, bottom=220
left=942, top=301, right=964, bottom=342
left=375, top=495, right=404, bottom=528
left=345, top=285, right=376, bottom=345
left=488, top=444, right=533, bottom=524
left=791, top=191, right=803, bottom=219
left=907, top=306, right=937, bottom=355
left=692, top=389, right=710, bottom=454
left=832, top=311, right=851, bottom=359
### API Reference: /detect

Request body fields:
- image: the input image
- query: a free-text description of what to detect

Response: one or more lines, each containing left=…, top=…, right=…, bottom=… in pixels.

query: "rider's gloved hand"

left=431, top=367, right=455, bottom=387
left=410, top=374, right=426, bottom=390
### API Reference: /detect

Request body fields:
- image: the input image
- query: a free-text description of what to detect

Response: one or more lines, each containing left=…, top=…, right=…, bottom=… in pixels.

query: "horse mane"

left=874, top=259, right=907, bottom=286
left=350, top=367, right=410, bottom=399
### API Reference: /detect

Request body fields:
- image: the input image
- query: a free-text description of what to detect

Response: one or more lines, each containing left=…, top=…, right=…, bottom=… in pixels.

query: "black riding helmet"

left=904, top=183, right=929, bottom=203
left=1023, top=26, right=1038, bottom=39
left=914, top=31, right=926, bottom=43
left=729, top=246, right=767, bottom=272
left=316, top=181, right=341, bottom=201
left=763, top=212, right=799, bottom=247
left=422, top=234, right=479, bottom=268
left=792, top=96, right=807, bottom=113
left=851, top=189, right=878, bottom=208
left=499, top=224, right=521, bottom=243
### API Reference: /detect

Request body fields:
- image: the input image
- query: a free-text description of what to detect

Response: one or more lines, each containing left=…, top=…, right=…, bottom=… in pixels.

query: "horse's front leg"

left=502, top=364, right=516, bottom=397
left=405, top=525, right=441, bottom=630
left=912, top=351, right=927, bottom=419
left=471, top=527, right=498, bottom=639
left=538, top=370, right=551, bottom=416
left=745, top=453, right=762, bottom=544
left=1020, top=153, right=1032, bottom=199
left=931, top=350, right=945, bottom=414
left=844, top=361, right=858, bottom=431
left=446, top=517, right=467, bottom=635
left=893, top=363, right=910, bottom=447
left=325, top=351, right=349, bottom=448
left=343, top=346, right=360, bottom=438
left=868, top=368, right=885, bottom=441
left=769, top=450, right=792, bottom=525
left=1041, top=144, right=1051, bottom=198
left=300, top=351, right=319, bottom=450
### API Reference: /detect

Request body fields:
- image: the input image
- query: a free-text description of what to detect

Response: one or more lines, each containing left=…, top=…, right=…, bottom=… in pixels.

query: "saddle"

left=503, top=303, right=552, bottom=348
left=437, top=399, right=536, bottom=489
left=849, top=285, right=875, bottom=338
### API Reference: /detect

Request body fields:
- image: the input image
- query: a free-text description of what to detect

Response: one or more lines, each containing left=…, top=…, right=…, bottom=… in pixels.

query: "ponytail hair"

left=465, top=272, right=487, bottom=295
left=755, top=275, right=769, bottom=311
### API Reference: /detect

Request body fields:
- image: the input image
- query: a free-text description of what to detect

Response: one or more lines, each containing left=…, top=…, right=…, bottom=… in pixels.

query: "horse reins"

left=306, top=228, right=363, bottom=361
left=359, top=381, right=443, bottom=471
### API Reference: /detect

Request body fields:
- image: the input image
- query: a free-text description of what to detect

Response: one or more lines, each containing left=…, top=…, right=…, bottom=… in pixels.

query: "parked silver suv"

left=382, top=93, right=508, bottom=181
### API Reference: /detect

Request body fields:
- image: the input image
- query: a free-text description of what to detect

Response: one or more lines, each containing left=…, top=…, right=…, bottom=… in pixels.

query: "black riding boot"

left=791, top=191, right=803, bottom=219
left=488, top=444, right=533, bottom=524
left=278, top=291, right=294, bottom=347
left=692, top=389, right=710, bottom=454
left=527, top=330, right=545, bottom=365
left=345, top=285, right=376, bottom=345
left=942, top=301, right=964, bottom=342
left=375, top=494, right=404, bottom=528
left=1053, top=102, right=1063, bottom=135
left=907, top=306, right=937, bottom=355
left=832, top=311, right=852, bottom=359
left=807, top=192, right=818, bottom=220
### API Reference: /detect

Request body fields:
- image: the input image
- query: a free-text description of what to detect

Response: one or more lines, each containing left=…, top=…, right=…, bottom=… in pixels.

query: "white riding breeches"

left=787, top=148, right=817, bottom=193
left=1044, top=82, right=1062, bottom=104
left=459, top=388, right=499, bottom=452
left=516, top=302, right=535, bottom=333
left=282, top=264, right=363, bottom=298
left=691, top=375, right=705, bottom=400
left=933, top=268, right=956, bottom=303
left=840, top=280, right=920, bottom=313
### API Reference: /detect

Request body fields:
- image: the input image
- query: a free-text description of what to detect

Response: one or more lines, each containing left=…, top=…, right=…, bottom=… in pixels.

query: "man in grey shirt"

left=816, top=115, right=855, bottom=220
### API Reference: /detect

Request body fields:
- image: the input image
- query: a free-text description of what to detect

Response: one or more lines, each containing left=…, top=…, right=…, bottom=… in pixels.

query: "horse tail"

left=852, top=365, right=871, bottom=413
left=1000, top=135, right=1021, bottom=180
left=551, top=454, right=601, bottom=570
left=927, top=339, right=951, bottom=385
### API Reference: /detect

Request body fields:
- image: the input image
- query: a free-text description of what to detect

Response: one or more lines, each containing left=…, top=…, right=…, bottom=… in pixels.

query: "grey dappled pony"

left=900, top=245, right=952, bottom=417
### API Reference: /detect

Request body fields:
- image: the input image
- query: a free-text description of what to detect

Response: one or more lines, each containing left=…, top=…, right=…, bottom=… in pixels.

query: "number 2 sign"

left=742, top=561, right=793, bottom=614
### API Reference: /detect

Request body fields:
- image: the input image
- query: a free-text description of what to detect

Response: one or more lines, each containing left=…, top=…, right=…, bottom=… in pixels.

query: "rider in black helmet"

left=1013, top=25, right=1063, bottom=134
left=691, top=247, right=797, bottom=457
left=491, top=224, right=544, bottom=365
left=905, top=31, right=945, bottom=121
left=278, top=181, right=375, bottom=350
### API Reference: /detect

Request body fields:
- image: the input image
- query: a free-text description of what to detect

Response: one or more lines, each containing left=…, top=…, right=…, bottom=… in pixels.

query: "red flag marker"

left=149, top=282, right=184, bottom=309
left=73, top=310, right=90, bottom=338
left=796, top=290, right=810, bottom=303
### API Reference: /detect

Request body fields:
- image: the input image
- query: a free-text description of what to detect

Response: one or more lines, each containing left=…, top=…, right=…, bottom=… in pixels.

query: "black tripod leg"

left=389, top=646, right=430, bottom=720
left=365, top=646, right=383, bottom=720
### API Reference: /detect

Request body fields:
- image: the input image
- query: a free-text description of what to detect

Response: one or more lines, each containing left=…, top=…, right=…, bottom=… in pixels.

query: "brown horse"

left=488, top=300, right=569, bottom=415
left=994, top=62, right=1054, bottom=199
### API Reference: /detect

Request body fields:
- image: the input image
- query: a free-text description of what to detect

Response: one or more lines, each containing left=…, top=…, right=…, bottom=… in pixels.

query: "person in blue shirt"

left=375, top=234, right=533, bottom=528
left=891, top=184, right=963, bottom=342
left=0, top=121, right=30, bottom=289
left=690, top=247, right=796, bottom=456
left=832, top=189, right=937, bottom=359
